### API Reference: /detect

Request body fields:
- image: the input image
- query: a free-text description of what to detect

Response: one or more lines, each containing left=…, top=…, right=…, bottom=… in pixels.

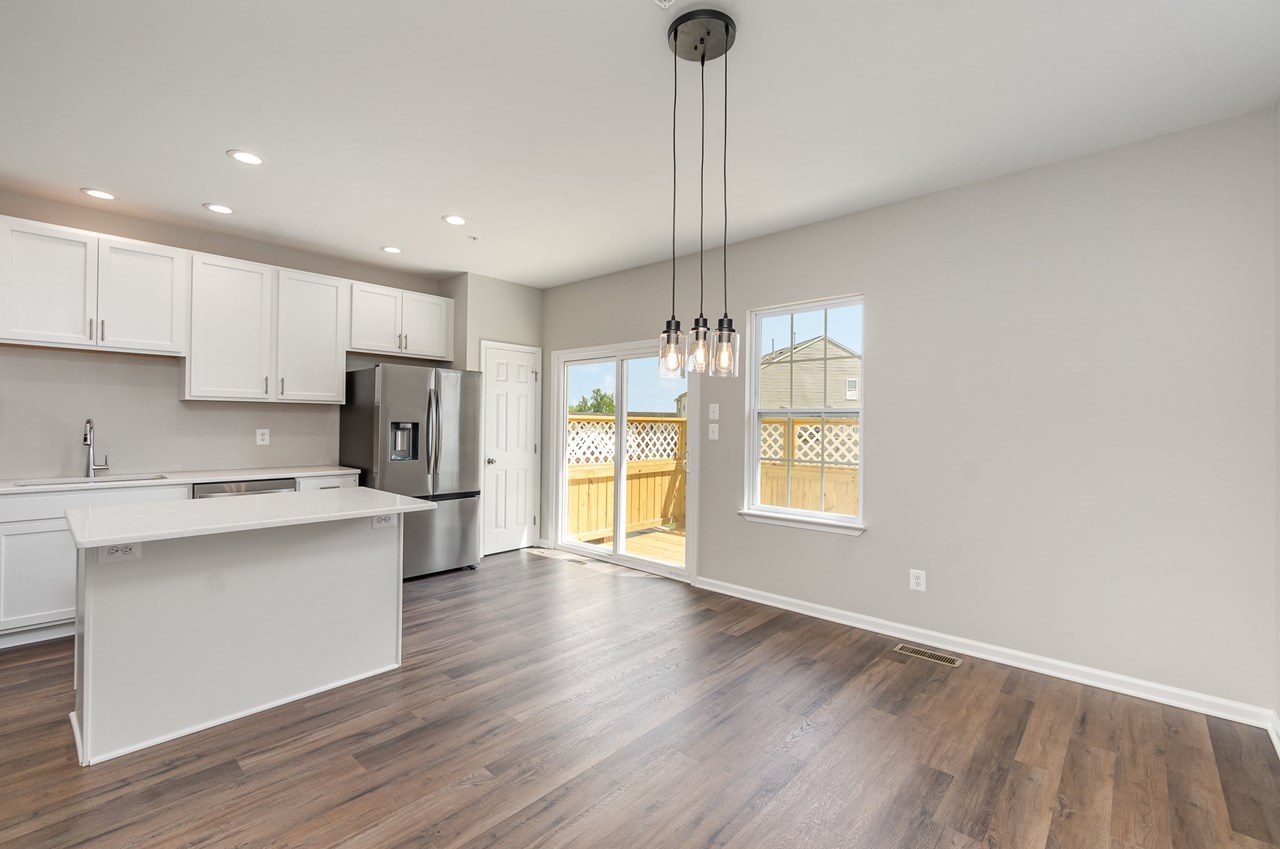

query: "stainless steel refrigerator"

left=340, top=364, right=482, bottom=577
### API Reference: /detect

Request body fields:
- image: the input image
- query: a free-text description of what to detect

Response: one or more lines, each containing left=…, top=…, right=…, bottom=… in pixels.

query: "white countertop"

left=64, top=486, right=433, bottom=548
left=0, top=465, right=359, bottom=496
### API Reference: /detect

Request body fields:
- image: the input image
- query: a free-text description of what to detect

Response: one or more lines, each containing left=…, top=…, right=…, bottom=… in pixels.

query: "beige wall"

left=0, top=346, right=339, bottom=477
left=445, top=272, right=543, bottom=371
left=0, top=189, right=442, bottom=479
left=543, top=108, right=1279, bottom=710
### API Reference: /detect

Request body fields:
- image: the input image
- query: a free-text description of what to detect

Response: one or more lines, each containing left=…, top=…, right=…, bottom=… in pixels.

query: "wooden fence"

left=564, top=414, right=859, bottom=543
left=759, top=416, right=859, bottom=516
left=566, top=415, right=686, bottom=543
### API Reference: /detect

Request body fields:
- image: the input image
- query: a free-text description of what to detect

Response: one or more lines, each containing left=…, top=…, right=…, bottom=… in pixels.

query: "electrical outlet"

left=708, top=403, right=719, bottom=421
left=909, top=569, right=926, bottom=592
left=256, top=429, right=270, bottom=446
left=372, top=514, right=397, bottom=529
left=102, top=543, right=141, bottom=562
left=708, top=423, right=719, bottom=441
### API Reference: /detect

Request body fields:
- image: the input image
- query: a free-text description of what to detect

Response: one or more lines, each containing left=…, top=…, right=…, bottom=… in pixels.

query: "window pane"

left=790, top=360, right=825, bottom=408
left=823, top=414, right=859, bottom=516
left=789, top=460, right=821, bottom=511
left=621, top=356, right=686, bottom=567
left=826, top=357, right=861, bottom=409
left=758, top=416, right=788, bottom=461
left=759, top=360, right=792, bottom=409
left=760, top=314, right=791, bottom=360
left=758, top=415, right=789, bottom=508
left=827, top=303, right=862, bottom=357
left=564, top=361, right=616, bottom=551
left=791, top=308, right=826, bottom=359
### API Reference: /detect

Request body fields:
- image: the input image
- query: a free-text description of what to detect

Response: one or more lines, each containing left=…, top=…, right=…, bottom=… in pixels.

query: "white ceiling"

left=1, top=1, right=1279, bottom=288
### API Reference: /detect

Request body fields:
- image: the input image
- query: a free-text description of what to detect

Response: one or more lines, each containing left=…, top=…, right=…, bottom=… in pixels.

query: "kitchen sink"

left=13, top=474, right=169, bottom=486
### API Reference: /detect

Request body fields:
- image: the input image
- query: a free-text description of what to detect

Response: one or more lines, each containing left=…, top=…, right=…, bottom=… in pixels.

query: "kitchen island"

left=64, top=487, right=432, bottom=765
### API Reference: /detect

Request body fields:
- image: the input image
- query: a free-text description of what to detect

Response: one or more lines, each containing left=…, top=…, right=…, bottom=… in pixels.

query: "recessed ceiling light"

left=203, top=203, right=234, bottom=215
left=81, top=188, right=115, bottom=200
left=381, top=246, right=402, bottom=254
left=226, top=150, right=263, bottom=166
left=442, top=214, right=467, bottom=226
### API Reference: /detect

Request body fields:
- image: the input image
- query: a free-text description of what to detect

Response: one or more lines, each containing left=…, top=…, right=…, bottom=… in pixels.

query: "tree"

left=569, top=388, right=615, bottom=414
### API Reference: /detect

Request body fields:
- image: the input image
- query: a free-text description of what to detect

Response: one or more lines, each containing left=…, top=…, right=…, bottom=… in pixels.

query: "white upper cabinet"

left=350, top=282, right=402, bottom=353
left=276, top=270, right=348, bottom=403
left=0, top=216, right=191, bottom=355
left=97, top=238, right=189, bottom=353
left=349, top=281, right=452, bottom=360
left=401, top=290, right=451, bottom=359
left=0, top=218, right=98, bottom=347
left=187, top=254, right=274, bottom=400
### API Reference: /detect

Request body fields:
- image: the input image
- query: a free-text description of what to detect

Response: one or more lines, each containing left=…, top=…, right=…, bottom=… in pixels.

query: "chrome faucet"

left=82, top=418, right=109, bottom=478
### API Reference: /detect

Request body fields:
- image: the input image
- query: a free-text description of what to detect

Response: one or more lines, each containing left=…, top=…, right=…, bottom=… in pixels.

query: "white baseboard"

left=0, top=622, right=74, bottom=651
left=693, top=576, right=1280, bottom=760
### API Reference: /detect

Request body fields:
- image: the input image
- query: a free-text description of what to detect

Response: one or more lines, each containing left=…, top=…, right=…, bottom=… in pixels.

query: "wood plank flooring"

left=1, top=547, right=1277, bottom=848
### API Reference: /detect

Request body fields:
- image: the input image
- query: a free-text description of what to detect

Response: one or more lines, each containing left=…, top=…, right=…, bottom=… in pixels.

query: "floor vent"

left=893, top=644, right=962, bottom=667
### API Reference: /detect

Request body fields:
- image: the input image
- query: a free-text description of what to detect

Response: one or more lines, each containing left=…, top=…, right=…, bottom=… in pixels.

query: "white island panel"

left=76, top=518, right=401, bottom=764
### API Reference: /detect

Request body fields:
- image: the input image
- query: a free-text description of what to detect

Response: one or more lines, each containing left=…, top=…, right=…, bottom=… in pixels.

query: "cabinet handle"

left=264, top=376, right=268, bottom=395
left=100, top=319, right=105, bottom=341
left=89, top=319, right=94, bottom=342
left=397, top=333, right=403, bottom=350
left=280, top=378, right=285, bottom=394
left=404, top=334, right=409, bottom=351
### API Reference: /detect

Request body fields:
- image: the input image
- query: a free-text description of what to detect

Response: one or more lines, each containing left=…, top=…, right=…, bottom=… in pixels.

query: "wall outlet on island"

left=103, top=543, right=141, bottom=562
left=909, top=569, right=926, bottom=592
left=256, top=429, right=270, bottom=446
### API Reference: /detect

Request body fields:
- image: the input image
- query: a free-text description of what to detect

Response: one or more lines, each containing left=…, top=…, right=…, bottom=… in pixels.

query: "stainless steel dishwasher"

left=191, top=479, right=298, bottom=498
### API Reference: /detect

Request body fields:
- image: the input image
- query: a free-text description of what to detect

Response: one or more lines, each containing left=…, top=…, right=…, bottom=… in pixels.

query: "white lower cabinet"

left=0, top=519, right=77, bottom=631
left=0, top=485, right=189, bottom=645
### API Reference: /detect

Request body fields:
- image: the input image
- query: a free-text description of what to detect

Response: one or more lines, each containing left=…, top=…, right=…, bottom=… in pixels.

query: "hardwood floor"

left=1, top=548, right=1277, bottom=848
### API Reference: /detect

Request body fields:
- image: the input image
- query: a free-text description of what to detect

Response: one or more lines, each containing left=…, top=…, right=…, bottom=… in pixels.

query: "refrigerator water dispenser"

left=389, top=422, right=419, bottom=461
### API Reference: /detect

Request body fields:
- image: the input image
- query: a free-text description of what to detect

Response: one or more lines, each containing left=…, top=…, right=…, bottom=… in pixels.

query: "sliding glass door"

left=558, top=345, right=692, bottom=574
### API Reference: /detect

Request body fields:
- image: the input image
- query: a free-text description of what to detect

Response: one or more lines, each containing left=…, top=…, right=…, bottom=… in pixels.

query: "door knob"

left=486, top=458, right=496, bottom=465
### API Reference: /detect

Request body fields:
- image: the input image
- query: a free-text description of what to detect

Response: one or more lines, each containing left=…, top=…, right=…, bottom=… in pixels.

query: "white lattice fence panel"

left=566, top=419, right=616, bottom=464
left=794, top=423, right=824, bottom=464
left=824, top=420, right=859, bottom=466
left=759, top=421, right=786, bottom=459
left=627, top=421, right=682, bottom=461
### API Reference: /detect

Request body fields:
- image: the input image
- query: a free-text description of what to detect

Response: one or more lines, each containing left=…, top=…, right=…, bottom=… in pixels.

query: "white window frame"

left=740, top=294, right=865, bottom=536
left=845, top=378, right=859, bottom=401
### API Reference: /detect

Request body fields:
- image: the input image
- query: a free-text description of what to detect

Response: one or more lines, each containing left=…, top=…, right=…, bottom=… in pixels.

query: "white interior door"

left=482, top=341, right=541, bottom=555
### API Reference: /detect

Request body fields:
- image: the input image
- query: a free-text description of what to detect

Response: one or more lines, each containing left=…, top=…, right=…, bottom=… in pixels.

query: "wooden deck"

left=1, top=547, right=1277, bottom=848
left=624, top=525, right=686, bottom=565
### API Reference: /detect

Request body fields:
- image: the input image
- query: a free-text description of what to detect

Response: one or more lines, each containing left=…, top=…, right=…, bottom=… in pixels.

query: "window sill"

left=738, top=509, right=866, bottom=537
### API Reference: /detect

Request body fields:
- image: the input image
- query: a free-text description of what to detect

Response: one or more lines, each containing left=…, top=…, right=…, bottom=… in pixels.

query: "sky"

left=566, top=358, right=684, bottom=414
left=565, top=303, right=863, bottom=415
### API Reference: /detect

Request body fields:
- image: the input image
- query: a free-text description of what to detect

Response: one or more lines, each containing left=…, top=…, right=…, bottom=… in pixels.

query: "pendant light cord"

left=699, top=52, right=706, bottom=317
left=670, top=31, right=678, bottom=320
left=722, top=23, right=730, bottom=319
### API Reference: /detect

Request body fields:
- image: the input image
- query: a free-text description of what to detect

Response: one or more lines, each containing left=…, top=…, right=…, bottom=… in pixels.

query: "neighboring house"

left=759, top=336, right=862, bottom=409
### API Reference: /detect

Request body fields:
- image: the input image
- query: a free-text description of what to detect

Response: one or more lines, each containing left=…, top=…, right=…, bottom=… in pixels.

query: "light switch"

left=708, top=403, right=719, bottom=421
left=708, top=423, right=719, bottom=441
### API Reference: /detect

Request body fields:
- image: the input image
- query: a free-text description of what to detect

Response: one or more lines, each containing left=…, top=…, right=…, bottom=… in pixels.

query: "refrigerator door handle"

left=432, top=388, right=443, bottom=477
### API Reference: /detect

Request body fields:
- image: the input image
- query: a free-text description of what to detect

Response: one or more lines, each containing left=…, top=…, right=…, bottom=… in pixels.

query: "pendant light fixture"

left=658, top=10, right=738, bottom=379
left=658, top=23, right=687, bottom=379
left=708, top=16, right=739, bottom=378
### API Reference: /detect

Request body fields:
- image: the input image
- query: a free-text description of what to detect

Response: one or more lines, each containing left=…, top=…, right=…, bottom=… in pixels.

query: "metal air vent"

left=893, top=644, right=962, bottom=667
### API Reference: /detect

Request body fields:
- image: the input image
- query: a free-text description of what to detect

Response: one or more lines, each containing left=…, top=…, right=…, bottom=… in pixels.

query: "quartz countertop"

left=0, top=465, right=359, bottom=496
left=64, top=486, right=433, bottom=549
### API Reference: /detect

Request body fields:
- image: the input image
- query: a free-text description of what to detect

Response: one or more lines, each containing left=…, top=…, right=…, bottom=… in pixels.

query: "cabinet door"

left=187, top=255, right=273, bottom=400
left=97, top=238, right=190, bottom=354
left=401, top=291, right=452, bottom=359
left=350, top=282, right=403, bottom=354
left=0, top=519, right=76, bottom=632
left=277, top=270, right=347, bottom=403
left=0, top=218, right=97, bottom=346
